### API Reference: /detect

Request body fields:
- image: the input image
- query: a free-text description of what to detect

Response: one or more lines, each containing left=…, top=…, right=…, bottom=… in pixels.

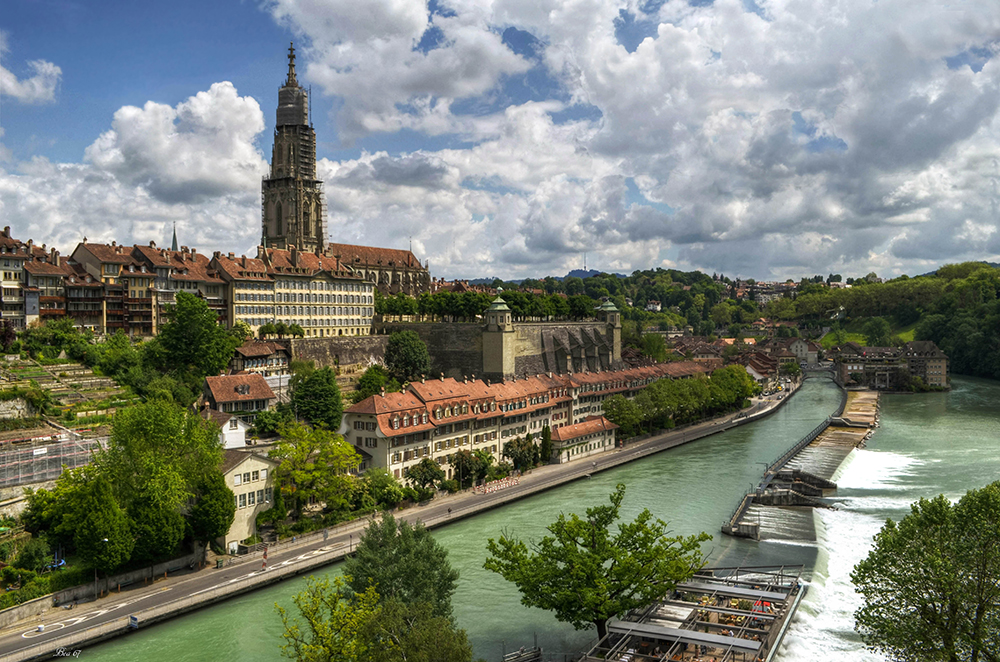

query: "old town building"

left=340, top=361, right=713, bottom=481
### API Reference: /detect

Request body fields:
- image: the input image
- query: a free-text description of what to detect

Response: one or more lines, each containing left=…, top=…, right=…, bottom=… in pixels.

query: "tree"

left=277, top=575, right=380, bottom=662
left=448, top=450, right=480, bottom=489
left=269, top=422, right=360, bottom=516
left=14, top=538, right=51, bottom=573
left=403, top=458, right=445, bottom=490
left=277, top=578, right=475, bottom=662
left=384, top=331, right=431, bottom=383
left=852, top=482, right=1000, bottom=662
left=157, top=291, right=240, bottom=377
left=502, top=436, right=538, bottom=472
left=291, top=367, right=344, bottom=430
left=485, top=483, right=710, bottom=639
left=258, top=322, right=277, bottom=339
left=361, top=597, right=475, bottom=662
left=863, top=316, right=892, bottom=347
left=363, top=468, right=405, bottom=509
left=288, top=323, right=305, bottom=338
left=779, top=361, right=801, bottom=377
left=602, top=394, right=643, bottom=438
left=188, top=471, right=237, bottom=553
left=75, top=476, right=133, bottom=575
left=231, top=319, right=253, bottom=342
left=350, top=365, right=401, bottom=404
left=540, top=425, right=553, bottom=464
left=343, top=513, right=459, bottom=618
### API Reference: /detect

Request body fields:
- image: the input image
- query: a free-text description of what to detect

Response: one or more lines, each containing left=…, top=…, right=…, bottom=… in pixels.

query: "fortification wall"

left=289, top=336, right=389, bottom=369
left=376, top=323, right=484, bottom=379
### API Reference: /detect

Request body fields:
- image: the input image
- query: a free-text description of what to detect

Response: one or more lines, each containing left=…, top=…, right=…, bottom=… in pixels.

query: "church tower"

left=262, top=43, right=327, bottom=253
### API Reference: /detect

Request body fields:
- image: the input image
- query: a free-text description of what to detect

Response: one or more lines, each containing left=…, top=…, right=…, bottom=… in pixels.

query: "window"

left=234, top=474, right=242, bottom=486
left=252, top=470, right=260, bottom=481
left=239, top=493, right=246, bottom=508
left=243, top=472, right=251, bottom=483
left=229, top=418, right=238, bottom=430
left=248, top=491, right=256, bottom=506
left=264, top=487, right=272, bottom=502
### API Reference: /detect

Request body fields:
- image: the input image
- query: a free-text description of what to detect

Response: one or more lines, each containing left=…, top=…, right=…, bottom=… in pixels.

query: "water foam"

left=775, top=448, right=920, bottom=661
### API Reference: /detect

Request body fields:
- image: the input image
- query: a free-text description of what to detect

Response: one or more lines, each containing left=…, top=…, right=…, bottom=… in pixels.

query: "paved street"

left=0, top=385, right=798, bottom=660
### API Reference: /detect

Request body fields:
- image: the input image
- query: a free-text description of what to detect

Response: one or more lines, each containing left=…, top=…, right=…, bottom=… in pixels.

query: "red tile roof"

left=550, top=416, right=618, bottom=442
left=326, top=243, right=423, bottom=269
left=234, top=339, right=290, bottom=358
left=205, top=373, right=276, bottom=404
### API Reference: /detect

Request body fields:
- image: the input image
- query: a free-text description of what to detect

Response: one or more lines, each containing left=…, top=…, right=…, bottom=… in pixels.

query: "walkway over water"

left=724, top=388, right=880, bottom=541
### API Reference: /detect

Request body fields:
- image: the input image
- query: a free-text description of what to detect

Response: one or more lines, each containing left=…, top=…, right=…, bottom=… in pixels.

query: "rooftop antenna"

left=584, top=252, right=587, bottom=272
left=409, top=236, right=412, bottom=252
left=308, top=85, right=312, bottom=126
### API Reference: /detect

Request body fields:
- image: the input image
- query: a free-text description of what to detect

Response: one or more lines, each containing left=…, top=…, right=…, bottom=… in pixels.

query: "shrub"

left=439, top=479, right=459, bottom=493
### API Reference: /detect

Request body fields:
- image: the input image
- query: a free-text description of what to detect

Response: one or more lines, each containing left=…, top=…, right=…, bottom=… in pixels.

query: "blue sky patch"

left=626, top=177, right=675, bottom=214
left=792, top=111, right=848, bottom=153
left=945, top=46, right=994, bottom=73
left=415, top=26, right=446, bottom=54
left=549, top=103, right=603, bottom=125
left=614, top=10, right=659, bottom=53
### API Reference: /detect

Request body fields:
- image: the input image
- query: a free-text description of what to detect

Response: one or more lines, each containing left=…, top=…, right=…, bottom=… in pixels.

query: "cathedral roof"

left=326, top=243, right=423, bottom=269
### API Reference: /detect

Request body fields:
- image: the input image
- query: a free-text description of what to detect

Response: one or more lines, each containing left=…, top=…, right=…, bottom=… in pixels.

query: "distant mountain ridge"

left=467, top=269, right=627, bottom=285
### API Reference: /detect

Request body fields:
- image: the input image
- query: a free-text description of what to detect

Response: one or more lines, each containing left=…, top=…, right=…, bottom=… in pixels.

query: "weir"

left=723, top=389, right=880, bottom=541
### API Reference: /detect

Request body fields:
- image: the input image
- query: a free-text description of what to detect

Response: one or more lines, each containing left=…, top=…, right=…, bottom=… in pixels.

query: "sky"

left=1, top=0, right=999, bottom=281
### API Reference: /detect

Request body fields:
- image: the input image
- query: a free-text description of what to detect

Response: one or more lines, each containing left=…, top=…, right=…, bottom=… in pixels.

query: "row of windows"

left=233, top=469, right=267, bottom=485
left=236, top=487, right=272, bottom=509
left=235, top=305, right=373, bottom=317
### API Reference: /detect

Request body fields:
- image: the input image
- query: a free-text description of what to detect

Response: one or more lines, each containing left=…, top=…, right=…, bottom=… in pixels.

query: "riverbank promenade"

left=0, top=385, right=801, bottom=661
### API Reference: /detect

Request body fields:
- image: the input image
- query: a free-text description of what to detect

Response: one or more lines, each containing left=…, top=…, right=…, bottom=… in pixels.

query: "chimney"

left=290, top=246, right=298, bottom=266
left=421, top=374, right=426, bottom=383
left=149, top=241, right=156, bottom=247
left=241, top=255, right=247, bottom=267
left=1, top=227, right=8, bottom=238
left=190, top=248, right=197, bottom=259
left=213, top=251, right=221, bottom=259
left=111, top=241, right=116, bottom=247
left=439, top=372, right=445, bottom=382
left=228, top=252, right=235, bottom=260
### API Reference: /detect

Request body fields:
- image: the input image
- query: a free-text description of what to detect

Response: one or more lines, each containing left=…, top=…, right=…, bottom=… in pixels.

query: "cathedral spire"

left=286, top=41, right=298, bottom=87
left=171, top=222, right=178, bottom=252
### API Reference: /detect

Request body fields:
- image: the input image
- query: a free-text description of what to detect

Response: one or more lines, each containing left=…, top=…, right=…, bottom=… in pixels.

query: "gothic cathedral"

left=261, top=43, right=327, bottom=253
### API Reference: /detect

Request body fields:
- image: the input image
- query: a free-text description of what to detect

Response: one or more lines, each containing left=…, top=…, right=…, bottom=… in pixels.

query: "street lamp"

left=93, top=538, right=109, bottom=601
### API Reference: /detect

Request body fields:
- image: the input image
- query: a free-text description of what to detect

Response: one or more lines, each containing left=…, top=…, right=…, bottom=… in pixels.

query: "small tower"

left=598, top=300, right=622, bottom=365
left=171, top=222, right=179, bottom=252
left=483, top=297, right=515, bottom=380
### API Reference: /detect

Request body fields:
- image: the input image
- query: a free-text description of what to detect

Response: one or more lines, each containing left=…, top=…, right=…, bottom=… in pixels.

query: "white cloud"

left=0, top=83, right=268, bottom=255
left=9, top=1, right=1000, bottom=280
left=0, top=35, right=61, bottom=104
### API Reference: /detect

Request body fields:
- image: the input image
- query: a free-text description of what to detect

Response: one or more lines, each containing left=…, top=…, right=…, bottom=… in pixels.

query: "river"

left=85, top=376, right=1000, bottom=661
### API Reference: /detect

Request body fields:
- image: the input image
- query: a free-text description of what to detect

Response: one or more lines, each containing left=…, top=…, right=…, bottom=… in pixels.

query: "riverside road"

left=0, top=387, right=799, bottom=661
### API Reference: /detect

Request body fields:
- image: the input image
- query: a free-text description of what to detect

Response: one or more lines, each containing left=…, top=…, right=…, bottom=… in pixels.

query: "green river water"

left=86, top=376, right=1000, bottom=661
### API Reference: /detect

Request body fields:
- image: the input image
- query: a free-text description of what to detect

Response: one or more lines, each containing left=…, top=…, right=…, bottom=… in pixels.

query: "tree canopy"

left=349, top=365, right=401, bottom=404
left=485, top=483, right=710, bottom=639
left=291, top=367, right=344, bottom=430
left=269, top=422, right=360, bottom=516
left=157, top=291, right=240, bottom=377
left=384, top=331, right=432, bottom=383
left=852, top=481, right=1000, bottom=662
left=343, top=513, right=459, bottom=619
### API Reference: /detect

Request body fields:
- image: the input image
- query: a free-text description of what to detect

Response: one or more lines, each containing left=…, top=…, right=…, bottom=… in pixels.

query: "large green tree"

left=863, top=316, right=893, bottom=347
left=269, top=422, right=360, bottom=516
left=291, top=367, right=344, bottom=430
left=852, top=482, right=1000, bottom=662
left=188, top=471, right=237, bottom=552
left=403, top=458, right=446, bottom=490
left=485, top=483, right=710, bottom=639
left=384, top=331, right=432, bottom=382
left=360, top=598, right=476, bottom=662
left=277, top=576, right=380, bottom=662
left=157, top=291, right=240, bottom=376
left=75, top=476, right=134, bottom=575
left=349, top=365, right=401, bottom=404
left=343, top=513, right=459, bottom=619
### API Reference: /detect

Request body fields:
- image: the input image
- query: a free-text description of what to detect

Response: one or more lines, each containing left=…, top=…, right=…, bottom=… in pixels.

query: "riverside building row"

left=5, top=235, right=380, bottom=338
left=339, top=360, right=714, bottom=478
